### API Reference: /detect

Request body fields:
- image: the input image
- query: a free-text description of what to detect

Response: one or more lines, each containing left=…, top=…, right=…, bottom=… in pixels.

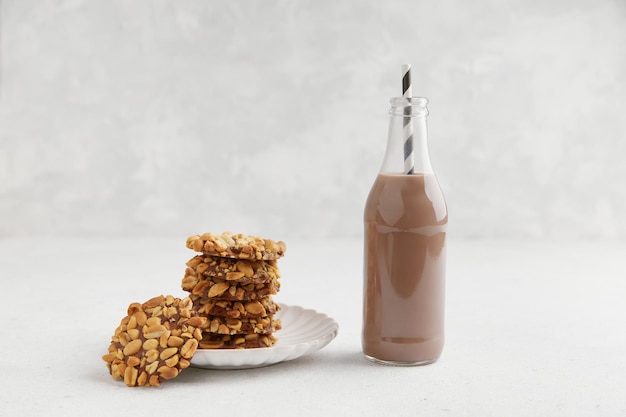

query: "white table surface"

left=0, top=237, right=624, bottom=416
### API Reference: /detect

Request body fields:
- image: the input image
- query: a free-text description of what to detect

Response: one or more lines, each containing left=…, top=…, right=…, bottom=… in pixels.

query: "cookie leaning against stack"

left=183, top=232, right=286, bottom=350
left=102, top=295, right=206, bottom=387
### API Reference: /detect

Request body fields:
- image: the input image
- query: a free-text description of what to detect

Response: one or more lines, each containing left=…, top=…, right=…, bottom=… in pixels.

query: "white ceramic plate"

left=190, top=304, right=339, bottom=370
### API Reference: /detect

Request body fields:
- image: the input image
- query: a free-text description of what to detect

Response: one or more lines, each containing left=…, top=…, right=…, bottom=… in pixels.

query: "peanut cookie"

left=186, top=232, right=286, bottom=260
left=192, top=297, right=280, bottom=319
left=203, top=314, right=282, bottom=335
left=199, top=333, right=278, bottom=349
left=102, top=295, right=206, bottom=387
left=183, top=269, right=280, bottom=301
left=186, top=255, right=280, bottom=284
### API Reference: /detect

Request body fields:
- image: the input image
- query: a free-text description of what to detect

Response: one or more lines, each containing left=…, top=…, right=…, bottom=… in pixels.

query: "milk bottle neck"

left=380, top=97, right=433, bottom=175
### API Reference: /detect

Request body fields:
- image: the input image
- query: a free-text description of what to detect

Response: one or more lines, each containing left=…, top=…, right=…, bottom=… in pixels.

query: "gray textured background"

left=1, top=0, right=625, bottom=239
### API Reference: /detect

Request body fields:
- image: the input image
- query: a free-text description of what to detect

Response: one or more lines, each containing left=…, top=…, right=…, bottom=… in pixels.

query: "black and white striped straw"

left=401, top=64, right=414, bottom=175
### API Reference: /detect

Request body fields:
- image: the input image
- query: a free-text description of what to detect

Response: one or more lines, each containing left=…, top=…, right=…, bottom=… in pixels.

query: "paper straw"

left=401, top=64, right=414, bottom=175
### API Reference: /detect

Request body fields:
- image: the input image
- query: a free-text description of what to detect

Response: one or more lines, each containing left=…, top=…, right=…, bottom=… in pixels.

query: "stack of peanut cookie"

left=182, top=232, right=286, bottom=350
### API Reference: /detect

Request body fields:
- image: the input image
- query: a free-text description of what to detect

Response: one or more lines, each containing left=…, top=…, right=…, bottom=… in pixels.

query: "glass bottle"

left=362, top=96, right=448, bottom=366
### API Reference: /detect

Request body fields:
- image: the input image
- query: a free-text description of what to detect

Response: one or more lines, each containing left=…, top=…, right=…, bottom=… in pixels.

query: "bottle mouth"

left=389, top=97, right=429, bottom=116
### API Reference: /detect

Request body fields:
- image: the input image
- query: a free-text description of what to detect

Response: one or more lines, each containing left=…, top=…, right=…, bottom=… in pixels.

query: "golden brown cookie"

left=182, top=269, right=280, bottom=301
left=192, top=297, right=280, bottom=319
left=102, top=295, right=206, bottom=387
left=186, top=232, right=286, bottom=260
left=202, top=314, right=282, bottom=335
left=199, top=333, right=277, bottom=349
left=186, top=255, right=280, bottom=284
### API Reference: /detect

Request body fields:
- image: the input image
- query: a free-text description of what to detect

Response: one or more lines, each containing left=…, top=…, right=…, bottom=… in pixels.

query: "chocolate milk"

left=362, top=172, right=447, bottom=365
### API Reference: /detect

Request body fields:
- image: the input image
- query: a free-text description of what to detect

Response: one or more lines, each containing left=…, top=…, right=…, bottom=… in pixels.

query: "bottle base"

left=364, top=354, right=438, bottom=367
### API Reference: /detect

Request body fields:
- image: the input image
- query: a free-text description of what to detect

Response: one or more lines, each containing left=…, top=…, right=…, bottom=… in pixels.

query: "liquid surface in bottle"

left=362, top=173, right=448, bottom=364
